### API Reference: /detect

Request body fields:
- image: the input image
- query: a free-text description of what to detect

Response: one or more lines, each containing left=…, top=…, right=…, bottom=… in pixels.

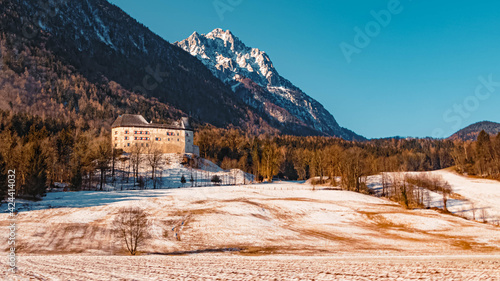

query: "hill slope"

left=3, top=181, right=500, bottom=256
left=448, top=121, right=500, bottom=141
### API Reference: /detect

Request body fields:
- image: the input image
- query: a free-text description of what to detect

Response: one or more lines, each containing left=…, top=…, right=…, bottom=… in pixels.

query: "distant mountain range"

left=0, top=0, right=362, bottom=140
left=448, top=121, right=500, bottom=141
left=176, top=29, right=363, bottom=140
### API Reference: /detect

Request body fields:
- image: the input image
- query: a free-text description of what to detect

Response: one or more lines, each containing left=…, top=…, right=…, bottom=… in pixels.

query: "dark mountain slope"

left=448, top=121, right=500, bottom=141
left=0, top=0, right=272, bottom=132
left=0, top=0, right=361, bottom=139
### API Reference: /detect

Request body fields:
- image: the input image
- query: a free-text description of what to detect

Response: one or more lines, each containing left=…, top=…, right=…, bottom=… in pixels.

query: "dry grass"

left=3, top=184, right=500, bottom=257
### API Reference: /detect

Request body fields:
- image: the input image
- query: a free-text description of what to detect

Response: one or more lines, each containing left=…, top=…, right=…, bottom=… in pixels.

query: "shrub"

left=211, top=175, right=222, bottom=185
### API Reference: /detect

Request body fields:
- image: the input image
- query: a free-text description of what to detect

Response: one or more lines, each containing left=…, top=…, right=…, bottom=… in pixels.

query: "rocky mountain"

left=0, top=0, right=276, bottom=134
left=0, top=0, right=361, bottom=139
left=448, top=121, right=500, bottom=141
left=176, top=29, right=363, bottom=140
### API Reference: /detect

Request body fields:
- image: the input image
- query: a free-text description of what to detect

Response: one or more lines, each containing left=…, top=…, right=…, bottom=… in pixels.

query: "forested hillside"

left=0, top=0, right=274, bottom=133
left=196, top=127, right=500, bottom=189
left=449, top=121, right=500, bottom=141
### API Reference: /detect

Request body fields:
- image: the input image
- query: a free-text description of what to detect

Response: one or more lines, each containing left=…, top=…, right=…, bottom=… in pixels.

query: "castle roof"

left=111, top=114, right=192, bottom=130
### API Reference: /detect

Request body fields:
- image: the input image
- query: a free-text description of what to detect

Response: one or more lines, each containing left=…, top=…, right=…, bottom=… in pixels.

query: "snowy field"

left=2, top=255, right=500, bottom=280
left=368, top=170, right=500, bottom=223
left=3, top=181, right=500, bottom=256
left=1, top=167, right=500, bottom=280
left=107, top=154, right=254, bottom=190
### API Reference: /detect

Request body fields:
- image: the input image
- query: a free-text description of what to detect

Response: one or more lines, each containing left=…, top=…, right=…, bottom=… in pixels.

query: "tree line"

left=1, top=108, right=499, bottom=202
left=0, top=111, right=117, bottom=200
left=452, top=130, right=500, bottom=179
left=195, top=127, right=500, bottom=191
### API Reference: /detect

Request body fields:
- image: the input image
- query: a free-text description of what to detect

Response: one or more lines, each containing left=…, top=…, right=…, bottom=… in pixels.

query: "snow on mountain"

left=176, top=28, right=363, bottom=140
left=178, top=29, right=277, bottom=86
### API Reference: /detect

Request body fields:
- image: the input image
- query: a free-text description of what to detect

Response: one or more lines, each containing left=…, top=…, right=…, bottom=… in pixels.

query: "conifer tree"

left=24, top=143, right=48, bottom=200
left=0, top=153, right=7, bottom=201
left=476, top=130, right=492, bottom=175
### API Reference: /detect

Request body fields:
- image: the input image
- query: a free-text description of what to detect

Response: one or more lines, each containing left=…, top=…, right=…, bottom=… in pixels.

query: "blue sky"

left=108, top=0, right=500, bottom=139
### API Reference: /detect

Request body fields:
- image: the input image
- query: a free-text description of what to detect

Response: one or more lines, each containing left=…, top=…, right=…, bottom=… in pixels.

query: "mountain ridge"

left=176, top=28, right=364, bottom=140
left=0, top=0, right=362, bottom=140
left=448, top=121, right=500, bottom=141
left=0, top=0, right=277, bottom=134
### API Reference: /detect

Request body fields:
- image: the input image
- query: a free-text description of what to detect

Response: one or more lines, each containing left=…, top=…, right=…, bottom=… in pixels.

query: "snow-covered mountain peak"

left=206, top=28, right=233, bottom=40
left=177, top=28, right=279, bottom=87
left=176, top=28, right=363, bottom=140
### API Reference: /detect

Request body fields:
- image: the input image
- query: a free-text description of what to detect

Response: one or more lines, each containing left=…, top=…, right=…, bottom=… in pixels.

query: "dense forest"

left=0, top=108, right=500, bottom=202
left=195, top=127, right=500, bottom=189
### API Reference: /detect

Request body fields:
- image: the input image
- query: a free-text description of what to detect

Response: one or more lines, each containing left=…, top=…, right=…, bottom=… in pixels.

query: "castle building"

left=111, top=114, right=199, bottom=155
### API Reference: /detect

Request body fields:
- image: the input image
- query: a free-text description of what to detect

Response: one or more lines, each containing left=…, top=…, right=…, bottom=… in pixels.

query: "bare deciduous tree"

left=93, top=137, right=112, bottom=191
left=440, top=182, right=451, bottom=212
left=405, top=173, right=452, bottom=211
left=113, top=207, right=149, bottom=255
left=261, top=141, right=282, bottom=182
left=470, top=202, right=476, bottom=221
left=381, top=172, right=389, bottom=197
left=293, top=148, right=309, bottom=181
left=146, top=142, right=163, bottom=189
left=130, top=144, right=143, bottom=187
left=480, top=208, right=488, bottom=223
